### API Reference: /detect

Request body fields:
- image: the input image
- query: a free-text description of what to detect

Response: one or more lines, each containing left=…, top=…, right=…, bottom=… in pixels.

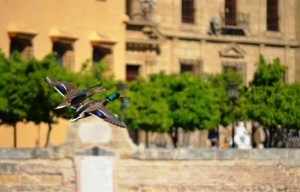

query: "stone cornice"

left=162, top=30, right=299, bottom=48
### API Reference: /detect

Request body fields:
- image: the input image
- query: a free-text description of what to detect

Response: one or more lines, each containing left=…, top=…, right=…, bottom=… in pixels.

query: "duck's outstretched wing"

left=75, top=83, right=107, bottom=100
left=45, top=76, right=77, bottom=96
left=69, top=100, right=100, bottom=121
left=89, top=106, right=127, bottom=128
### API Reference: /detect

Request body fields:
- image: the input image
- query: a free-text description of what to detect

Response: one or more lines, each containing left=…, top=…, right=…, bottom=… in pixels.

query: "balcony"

left=219, top=12, right=250, bottom=36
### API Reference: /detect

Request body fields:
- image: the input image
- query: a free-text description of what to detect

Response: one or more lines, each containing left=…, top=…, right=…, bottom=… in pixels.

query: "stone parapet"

left=119, top=149, right=300, bottom=192
left=133, top=148, right=300, bottom=161
left=1, top=148, right=300, bottom=191
left=0, top=148, right=76, bottom=192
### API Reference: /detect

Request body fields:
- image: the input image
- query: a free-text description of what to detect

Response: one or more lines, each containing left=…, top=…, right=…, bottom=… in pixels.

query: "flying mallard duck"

left=45, top=76, right=107, bottom=109
left=70, top=92, right=127, bottom=128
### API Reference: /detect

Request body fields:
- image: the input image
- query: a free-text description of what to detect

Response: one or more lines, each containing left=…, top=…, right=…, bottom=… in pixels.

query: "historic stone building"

left=125, top=0, right=300, bottom=83
left=0, top=0, right=300, bottom=147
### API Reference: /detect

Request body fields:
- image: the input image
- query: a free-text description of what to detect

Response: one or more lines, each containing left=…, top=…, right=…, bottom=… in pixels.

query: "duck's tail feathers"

left=55, top=104, right=67, bottom=109
left=70, top=112, right=85, bottom=122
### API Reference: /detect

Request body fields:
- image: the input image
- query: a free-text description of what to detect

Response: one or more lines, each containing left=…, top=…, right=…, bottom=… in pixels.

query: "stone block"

left=0, top=163, right=18, bottom=173
left=20, top=174, right=62, bottom=185
left=0, top=175, right=19, bottom=184
left=250, top=149, right=286, bottom=160
left=216, top=149, right=250, bottom=160
left=40, top=175, right=63, bottom=185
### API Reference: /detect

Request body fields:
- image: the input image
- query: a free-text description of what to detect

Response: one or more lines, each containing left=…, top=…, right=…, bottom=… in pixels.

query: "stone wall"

left=0, top=148, right=76, bottom=192
left=117, top=149, right=300, bottom=192
left=0, top=148, right=300, bottom=192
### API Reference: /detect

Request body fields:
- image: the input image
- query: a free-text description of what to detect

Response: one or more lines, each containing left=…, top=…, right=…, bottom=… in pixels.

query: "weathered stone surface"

left=133, top=148, right=298, bottom=161
left=119, top=149, right=300, bottom=191
left=0, top=148, right=76, bottom=191
left=1, top=148, right=300, bottom=191
left=0, top=147, right=69, bottom=160
left=0, top=175, right=19, bottom=184
left=62, top=118, right=137, bottom=156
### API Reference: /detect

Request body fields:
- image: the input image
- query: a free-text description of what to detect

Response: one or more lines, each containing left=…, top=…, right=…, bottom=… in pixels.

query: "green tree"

left=34, top=55, right=115, bottom=147
left=0, top=51, right=115, bottom=148
left=24, top=54, right=76, bottom=147
left=246, top=56, right=289, bottom=147
left=0, top=52, right=31, bottom=147
left=125, top=76, right=173, bottom=131
left=125, top=72, right=220, bottom=147
left=251, top=55, right=286, bottom=87
left=280, top=83, right=300, bottom=129
left=207, top=69, right=244, bottom=127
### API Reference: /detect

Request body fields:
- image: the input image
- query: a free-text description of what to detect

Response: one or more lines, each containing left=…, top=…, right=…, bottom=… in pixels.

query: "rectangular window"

left=180, top=63, right=194, bottom=73
left=92, top=47, right=112, bottom=66
left=225, top=0, right=237, bottom=26
left=126, top=0, right=131, bottom=17
left=10, top=38, right=33, bottom=60
left=267, top=0, right=279, bottom=31
left=126, top=65, right=140, bottom=81
left=182, top=0, right=195, bottom=24
left=52, top=42, right=74, bottom=69
left=180, top=59, right=202, bottom=75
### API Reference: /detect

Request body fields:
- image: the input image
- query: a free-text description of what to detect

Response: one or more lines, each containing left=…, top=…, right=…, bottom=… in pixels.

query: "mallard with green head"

left=45, top=76, right=107, bottom=109
left=70, top=92, right=126, bottom=128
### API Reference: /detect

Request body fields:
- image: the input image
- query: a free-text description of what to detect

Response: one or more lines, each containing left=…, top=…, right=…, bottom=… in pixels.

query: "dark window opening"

left=182, top=0, right=195, bottom=24
left=126, top=0, right=132, bottom=17
left=93, top=47, right=111, bottom=66
left=10, top=38, right=33, bottom=60
left=225, top=0, right=237, bottom=26
left=126, top=65, right=140, bottom=81
left=180, top=63, right=194, bottom=73
left=52, top=43, right=73, bottom=68
left=267, top=0, right=279, bottom=31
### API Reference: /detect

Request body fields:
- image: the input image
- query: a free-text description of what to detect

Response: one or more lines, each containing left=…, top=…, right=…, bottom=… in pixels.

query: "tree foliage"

left=245, top=56, right=300, bottom=147
left=206, top=69, right=245, bottom=126
left=125, top=72, right=220, bottom=133
left=125, top=76, right=173, bottom=132
left=1, top=49, right=299, bottom=149
left=251, top=55, right=286, bottom=87
left=0, top=51, right=115, bottom=147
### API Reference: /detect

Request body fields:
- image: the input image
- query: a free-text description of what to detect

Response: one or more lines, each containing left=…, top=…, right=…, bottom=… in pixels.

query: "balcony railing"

left=219, top=12, right=250, bottom=36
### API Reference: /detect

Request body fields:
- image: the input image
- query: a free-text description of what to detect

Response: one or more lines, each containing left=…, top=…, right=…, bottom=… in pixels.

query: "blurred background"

left=0, top=0, right=299, bottom=149
left=1, top=1, right=300, bottom=191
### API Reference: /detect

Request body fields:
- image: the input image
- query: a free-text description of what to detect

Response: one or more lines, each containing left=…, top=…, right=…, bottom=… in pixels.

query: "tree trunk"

left=45, top=122, right=52, bottom=147
left=13, top=124, right=17, bottom=148
left=145, top=130, right=149, bottom=148
left=268, top=126, right=275, bottom=147
left=170, top=127, right=179, bottom=148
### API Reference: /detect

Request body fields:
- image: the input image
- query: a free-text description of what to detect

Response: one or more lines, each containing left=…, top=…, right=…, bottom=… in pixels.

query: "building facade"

left=125, top=0, right=300, bottom=83
left=1, top=0, right=300, bottom=147
left=0, top=0, right=127, bottom=80
left=0, top=0, right=127, bottom=147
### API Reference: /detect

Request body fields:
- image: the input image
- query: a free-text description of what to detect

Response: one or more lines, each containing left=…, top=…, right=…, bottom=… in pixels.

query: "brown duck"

left=45, top=76, right=107, bottom=109
left=70, top=92, right=127, bottom=128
